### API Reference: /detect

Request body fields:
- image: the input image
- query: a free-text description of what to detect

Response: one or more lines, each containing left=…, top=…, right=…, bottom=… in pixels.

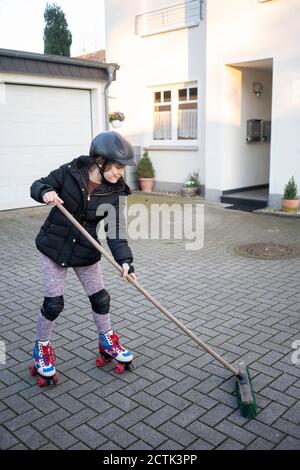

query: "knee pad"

left=41, top=296, right=64, bottom=321
left=89, top=289, right=110, bottom=315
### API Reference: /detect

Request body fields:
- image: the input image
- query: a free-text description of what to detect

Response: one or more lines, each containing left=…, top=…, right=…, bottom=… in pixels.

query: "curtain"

left=153, top=111, right=172, bottom=140
left=178, top=109, right=197, bottom=139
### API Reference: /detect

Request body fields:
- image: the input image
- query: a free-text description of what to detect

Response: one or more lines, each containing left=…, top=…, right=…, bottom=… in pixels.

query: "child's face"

left=103, top=162, right=125, bottom=183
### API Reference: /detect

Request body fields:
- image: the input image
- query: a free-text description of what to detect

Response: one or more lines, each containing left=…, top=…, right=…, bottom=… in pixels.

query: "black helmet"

left=89, top=131, right=136, bottom=166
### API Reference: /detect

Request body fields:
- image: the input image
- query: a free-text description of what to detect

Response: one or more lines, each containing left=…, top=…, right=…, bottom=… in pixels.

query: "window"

left=153, top=90, right=172, bottom=140
left=152, top=84, right=198, bottom=142
left=178, top=87, right=198, bottom=139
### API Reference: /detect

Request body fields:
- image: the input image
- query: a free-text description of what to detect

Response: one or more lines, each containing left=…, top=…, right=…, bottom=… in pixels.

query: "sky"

left=0, top=0, right=106, bottom=56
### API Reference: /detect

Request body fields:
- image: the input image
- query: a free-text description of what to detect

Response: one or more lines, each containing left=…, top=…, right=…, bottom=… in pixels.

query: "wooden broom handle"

left=55, top=201, right=239, bottom=377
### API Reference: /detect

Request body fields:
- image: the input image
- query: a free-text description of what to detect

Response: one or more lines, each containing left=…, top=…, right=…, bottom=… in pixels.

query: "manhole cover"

left=234, top=243, right=300, bottom=260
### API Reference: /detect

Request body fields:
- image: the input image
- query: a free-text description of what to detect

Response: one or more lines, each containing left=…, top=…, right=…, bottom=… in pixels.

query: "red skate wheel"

left=114, top=363, right=125, bottom=374
left=96, top=356, right=106, bottom=368
left=102, top=351, right=112, bottom=362
left=36, top=375, right=47, bottom=387
left=29, top=366, right=37, bottom=376
left=52, top=373, right=59, bottom=385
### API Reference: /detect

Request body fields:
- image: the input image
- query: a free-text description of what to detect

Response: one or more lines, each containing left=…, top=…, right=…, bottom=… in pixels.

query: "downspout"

left=104, top=64, right=119, bottom=130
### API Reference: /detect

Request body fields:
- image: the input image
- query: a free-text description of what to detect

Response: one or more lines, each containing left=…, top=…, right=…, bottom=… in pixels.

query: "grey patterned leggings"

left=39, top=252, right=105, bottom=297
left=36, top=252, right=111, bottom=342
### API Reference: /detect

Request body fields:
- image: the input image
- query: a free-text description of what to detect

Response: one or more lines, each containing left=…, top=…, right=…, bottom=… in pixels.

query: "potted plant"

left=281, top=176, right=299, bottom=211
left=109, top=111, right=125, bottom=128
left=136, top=151, right=155, bottom=193
left=181, top=172, right=200, bottom=197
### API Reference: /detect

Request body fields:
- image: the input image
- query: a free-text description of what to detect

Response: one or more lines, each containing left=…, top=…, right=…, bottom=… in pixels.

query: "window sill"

left=144, top=145, right=199, bottom=151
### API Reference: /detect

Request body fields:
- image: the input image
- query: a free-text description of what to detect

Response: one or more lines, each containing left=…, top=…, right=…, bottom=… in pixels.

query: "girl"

left=30, top=131, right=137, bottom=380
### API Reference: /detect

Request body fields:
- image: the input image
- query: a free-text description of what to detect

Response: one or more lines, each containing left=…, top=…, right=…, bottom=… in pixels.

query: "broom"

left=55, top=201, right=257, bottom=419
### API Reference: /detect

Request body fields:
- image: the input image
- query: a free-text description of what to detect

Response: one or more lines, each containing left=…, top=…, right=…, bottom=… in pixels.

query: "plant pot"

left=139, top=178, right=155, bottom=193
left=281, top=198, right=299, bottom=211
left=111, top=119, right=121, bottom=128
left=181, top=186, right=198, bottom=197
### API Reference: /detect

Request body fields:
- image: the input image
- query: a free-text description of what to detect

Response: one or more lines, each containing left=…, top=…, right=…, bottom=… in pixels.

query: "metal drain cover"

left=234, top=243, right=300, bottom=260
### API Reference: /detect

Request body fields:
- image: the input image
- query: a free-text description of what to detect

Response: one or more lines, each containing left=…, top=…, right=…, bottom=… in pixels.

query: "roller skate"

left=29, top=340, right=58, bottom=387
left=96, top=330, right=133, bottom=374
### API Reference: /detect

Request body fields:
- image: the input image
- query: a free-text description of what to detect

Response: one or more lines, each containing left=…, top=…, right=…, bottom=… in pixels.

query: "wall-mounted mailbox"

left=262, top=120, right=271, bottom=142
left=246, top=119, right=271, bottom=143
left=246, top=119, right=263, bottom=142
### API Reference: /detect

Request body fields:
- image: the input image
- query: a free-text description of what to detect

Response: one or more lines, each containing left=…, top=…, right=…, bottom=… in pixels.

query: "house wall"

left=206, top=0, right=300, bottom=206
left=105, top=0, right=206, bottom=190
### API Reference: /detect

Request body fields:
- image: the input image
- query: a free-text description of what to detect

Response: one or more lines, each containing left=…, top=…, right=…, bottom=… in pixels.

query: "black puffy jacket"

left=30, top=155, right=133, bottom=268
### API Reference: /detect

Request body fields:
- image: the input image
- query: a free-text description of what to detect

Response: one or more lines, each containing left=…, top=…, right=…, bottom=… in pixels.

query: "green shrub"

left=137, top=151, right=155, bottom=178
left=183, top=172, right=200, bottom=188
left=109, top=111, right=125, bottom=122
left=283, top=176, right=298, bottom=199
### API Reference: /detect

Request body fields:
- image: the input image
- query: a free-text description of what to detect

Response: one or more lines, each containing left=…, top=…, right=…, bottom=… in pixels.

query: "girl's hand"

left=43, top=191, right=64, bottom=205
left=121, top=263, right=137, bottom=283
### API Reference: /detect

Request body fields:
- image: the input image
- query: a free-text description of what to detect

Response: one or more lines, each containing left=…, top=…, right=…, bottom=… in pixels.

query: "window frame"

left=149, top=81, right=198, bottom=146
left=153, top=89, right=173, bottom=141
left=177, top=86, right=198, bottom=140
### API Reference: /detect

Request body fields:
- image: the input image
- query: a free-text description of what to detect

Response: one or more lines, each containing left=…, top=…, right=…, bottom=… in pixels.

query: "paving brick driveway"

left=0, top=193, right=299, bottom=450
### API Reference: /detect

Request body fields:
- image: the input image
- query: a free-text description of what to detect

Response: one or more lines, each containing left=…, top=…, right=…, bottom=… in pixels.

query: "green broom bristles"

left=235, top=366, right=257, bottom=419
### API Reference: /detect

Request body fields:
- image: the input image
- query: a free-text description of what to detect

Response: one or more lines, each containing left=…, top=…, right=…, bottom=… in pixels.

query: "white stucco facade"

left=105, top=0, right=206, bottom=191
left=206, top=0, right=300, bottom=206
left=105, top=0, right=300, bottom=206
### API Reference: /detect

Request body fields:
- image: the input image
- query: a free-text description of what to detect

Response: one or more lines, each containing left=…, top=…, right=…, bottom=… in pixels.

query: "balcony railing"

left=135, top=0, right=204, bottom=37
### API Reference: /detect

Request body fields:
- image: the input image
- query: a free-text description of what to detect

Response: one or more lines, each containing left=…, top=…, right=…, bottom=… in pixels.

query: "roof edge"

left=0, top=48, right=119, bottom=71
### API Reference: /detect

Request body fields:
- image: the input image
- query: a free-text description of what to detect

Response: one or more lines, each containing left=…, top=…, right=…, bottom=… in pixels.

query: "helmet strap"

left=95, top=162, right=109, bottom=183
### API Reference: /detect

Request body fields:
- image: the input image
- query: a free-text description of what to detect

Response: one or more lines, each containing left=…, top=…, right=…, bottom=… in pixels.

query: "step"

left=220, top=196, right=267, bottom=209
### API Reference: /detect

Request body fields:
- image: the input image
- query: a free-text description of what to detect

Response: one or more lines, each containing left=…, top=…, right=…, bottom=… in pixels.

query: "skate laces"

left=110, top=332, right=124, bottom=352
left=41, top=344, right=56, bottom=366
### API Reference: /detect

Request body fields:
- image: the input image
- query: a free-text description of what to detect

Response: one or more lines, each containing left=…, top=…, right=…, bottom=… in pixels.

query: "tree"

left=43, top=3, right=72, bottom=57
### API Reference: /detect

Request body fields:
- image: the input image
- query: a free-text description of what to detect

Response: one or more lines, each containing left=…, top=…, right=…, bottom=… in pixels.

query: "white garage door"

left=0, top=83, right=93, bottom=210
